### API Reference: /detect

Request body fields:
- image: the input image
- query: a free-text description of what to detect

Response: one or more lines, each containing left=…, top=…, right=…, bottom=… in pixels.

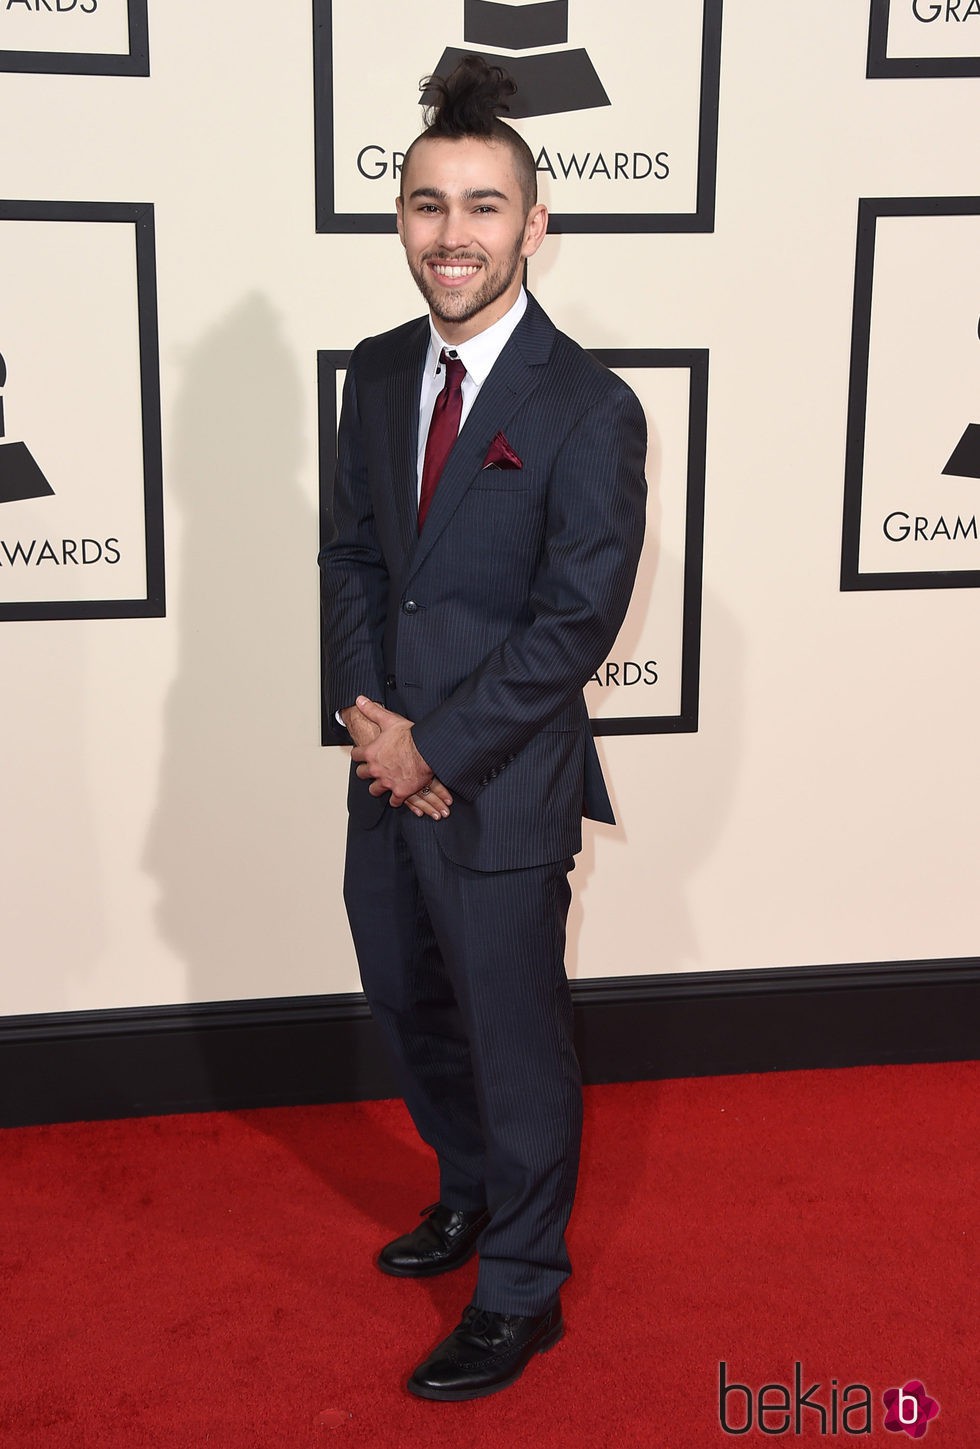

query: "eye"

left=475, top=205, right=497, bottom=214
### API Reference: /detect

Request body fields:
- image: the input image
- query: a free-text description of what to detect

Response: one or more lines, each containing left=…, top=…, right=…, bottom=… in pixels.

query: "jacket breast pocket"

left=471, top=467, right=532, bottom=492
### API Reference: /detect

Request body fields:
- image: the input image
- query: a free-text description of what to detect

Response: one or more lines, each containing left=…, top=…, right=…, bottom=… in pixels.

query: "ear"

left=395, top=195, right=406, bottom=248
left=521, top=203, right=549, bottom=261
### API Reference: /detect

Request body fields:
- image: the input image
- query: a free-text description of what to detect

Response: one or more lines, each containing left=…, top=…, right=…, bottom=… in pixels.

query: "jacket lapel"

left=406, top=295, right=556, bottom=582
left=384, top=320, right=428, bottom=562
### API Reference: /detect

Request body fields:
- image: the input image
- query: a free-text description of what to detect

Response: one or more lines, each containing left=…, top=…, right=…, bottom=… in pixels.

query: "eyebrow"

left=408, top=187, right=511, bottom=203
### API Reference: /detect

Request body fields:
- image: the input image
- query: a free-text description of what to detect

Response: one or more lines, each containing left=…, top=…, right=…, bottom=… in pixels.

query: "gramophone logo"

left=0, top=351, right=54, bottom=505
left=943, top=324, right=980, bottom=480
left=429, top=0, right=610, bottom=118
left=944, top=422, right=980, bottom=479
left=0, top=198, right=164, bottom=620
left=841, top=196, right=980, bottom=590
left=316, top=0, right=723, bottom=233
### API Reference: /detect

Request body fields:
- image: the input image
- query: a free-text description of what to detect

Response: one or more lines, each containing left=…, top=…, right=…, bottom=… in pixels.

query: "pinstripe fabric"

left=320, top=294, right=648, bottom=871
left=320, top=294, right=646, bottom=1314
left=344, top=807, right=580, bottom=1316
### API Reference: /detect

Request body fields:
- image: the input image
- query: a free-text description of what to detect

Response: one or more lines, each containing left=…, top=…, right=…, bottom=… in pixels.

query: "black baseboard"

left=1, top=960, right=977, bottom=1128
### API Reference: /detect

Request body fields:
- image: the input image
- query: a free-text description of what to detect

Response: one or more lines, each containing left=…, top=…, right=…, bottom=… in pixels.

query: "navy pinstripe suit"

left=320, top=292, right=646, bottom=1315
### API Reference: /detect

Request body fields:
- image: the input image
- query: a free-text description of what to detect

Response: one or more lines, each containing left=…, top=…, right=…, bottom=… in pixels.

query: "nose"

left=436, top=207, right=470, bottom=254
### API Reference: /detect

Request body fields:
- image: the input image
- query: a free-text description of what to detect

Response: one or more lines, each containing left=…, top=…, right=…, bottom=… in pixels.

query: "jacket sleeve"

left=412, top=380, right=648, bottom=799
left=318, top=349, right=388, bottom=720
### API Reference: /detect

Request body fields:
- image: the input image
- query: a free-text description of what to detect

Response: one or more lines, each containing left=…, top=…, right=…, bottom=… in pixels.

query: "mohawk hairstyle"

left=401, top=55, right=538, bottom=213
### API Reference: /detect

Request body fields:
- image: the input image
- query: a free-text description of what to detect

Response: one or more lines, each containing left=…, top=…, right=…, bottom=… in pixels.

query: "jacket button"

left=385, top=674, right=396, bottom=688
left=402, top=600, right=418, bottom=614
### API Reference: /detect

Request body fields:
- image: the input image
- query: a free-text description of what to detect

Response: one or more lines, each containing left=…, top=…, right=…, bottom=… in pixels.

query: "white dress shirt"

left=416, top=287, right=528, bottom=496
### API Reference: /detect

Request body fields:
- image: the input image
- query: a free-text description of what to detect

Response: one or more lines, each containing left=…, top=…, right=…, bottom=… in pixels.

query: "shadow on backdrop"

left=144, top=294, right=328, bottom=1002
left=143, top=293, right=432, bottom=1240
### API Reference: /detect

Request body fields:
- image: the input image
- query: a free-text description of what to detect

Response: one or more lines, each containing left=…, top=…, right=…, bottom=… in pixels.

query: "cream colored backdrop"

left=1, top=2, right=977, bottom=1017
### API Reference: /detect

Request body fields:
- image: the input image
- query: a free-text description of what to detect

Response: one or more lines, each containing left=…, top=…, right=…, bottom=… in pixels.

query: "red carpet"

left=1, top=1062, right=975, bottom=1447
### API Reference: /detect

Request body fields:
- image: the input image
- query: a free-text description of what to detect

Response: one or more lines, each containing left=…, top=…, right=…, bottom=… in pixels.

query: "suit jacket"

left=320, top=293, right=647, bottom=872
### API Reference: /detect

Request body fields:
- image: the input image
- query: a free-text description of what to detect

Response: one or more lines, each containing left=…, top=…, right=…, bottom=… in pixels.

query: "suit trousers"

left=343, top=801, right=583, bottom=1316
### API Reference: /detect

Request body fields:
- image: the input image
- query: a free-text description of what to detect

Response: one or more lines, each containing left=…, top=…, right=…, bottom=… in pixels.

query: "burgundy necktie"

left=418, top=350, right=466, bottom=532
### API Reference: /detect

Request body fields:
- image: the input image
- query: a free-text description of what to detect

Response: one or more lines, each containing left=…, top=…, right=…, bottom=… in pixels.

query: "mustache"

left=423, top=251, right=487, bottom=264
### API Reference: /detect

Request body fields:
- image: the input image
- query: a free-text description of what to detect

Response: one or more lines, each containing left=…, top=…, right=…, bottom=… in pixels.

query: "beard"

left=408, top=234, right=526, bottom=328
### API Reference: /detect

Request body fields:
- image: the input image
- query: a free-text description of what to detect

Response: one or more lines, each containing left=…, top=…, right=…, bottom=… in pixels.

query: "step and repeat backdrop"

left=0, top=2, right=977, bottom=1014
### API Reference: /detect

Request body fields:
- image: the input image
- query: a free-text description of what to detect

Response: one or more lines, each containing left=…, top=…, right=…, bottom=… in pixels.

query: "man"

left=319, top=56, right=647, bottom=1401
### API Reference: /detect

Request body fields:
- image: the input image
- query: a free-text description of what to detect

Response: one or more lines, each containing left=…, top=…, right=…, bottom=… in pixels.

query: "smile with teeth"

left=430, top=262, right=482, bottom=280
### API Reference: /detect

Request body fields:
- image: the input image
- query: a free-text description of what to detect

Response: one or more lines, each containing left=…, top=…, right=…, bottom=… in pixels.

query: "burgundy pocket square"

left=482, top=432, right=523, bottom=470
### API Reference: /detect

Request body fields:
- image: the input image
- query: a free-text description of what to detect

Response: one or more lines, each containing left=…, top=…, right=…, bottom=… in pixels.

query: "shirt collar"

left=427, top=287, right=528, bottom=386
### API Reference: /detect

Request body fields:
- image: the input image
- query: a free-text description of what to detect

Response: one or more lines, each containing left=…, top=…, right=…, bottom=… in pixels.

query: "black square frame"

left=0, top=200, right=164, bottom=620
left=841, top=195, right=980, bottom=592
left=317, top=346, right=706, bottom=743
left=867, top=0, right=980, bottom=79
left=0, top=0, right=148, bottom=76
left=313, top=0, right=723, bottom=234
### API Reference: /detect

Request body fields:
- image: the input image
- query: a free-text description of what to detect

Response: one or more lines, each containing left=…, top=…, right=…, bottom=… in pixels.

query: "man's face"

left=396, top=136, right=547, bottom=342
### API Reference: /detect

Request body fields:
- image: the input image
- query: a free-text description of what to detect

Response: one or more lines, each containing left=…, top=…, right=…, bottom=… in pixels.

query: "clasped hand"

left=344, top=696, right=452, bottom=820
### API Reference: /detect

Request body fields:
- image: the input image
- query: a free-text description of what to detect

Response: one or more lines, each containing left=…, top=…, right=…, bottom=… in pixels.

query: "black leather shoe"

left=407, top=1300, right=564, bottom=1401
left=377, top=1202, right=490, bottom=1278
